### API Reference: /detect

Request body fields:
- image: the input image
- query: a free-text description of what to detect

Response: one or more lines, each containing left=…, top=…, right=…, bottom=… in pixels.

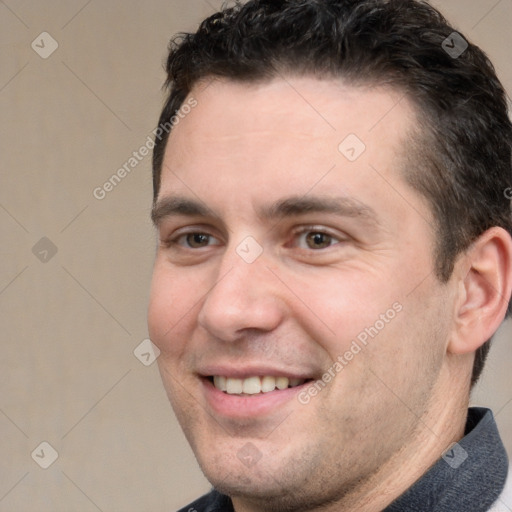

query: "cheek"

left=147, top=264, right=199, bottom=355
left=350, top=279, right=451, bottom=412
left=292, top=269, right=403, bottom=354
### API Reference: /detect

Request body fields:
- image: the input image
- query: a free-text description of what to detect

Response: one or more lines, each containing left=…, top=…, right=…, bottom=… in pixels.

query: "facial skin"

left=148, top=77, right=511, bottom=512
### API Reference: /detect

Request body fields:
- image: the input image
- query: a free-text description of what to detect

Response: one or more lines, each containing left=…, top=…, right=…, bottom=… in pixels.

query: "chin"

left=210, top=472, right=345, bottom=512
left=193, top=443, right=285, bottom=496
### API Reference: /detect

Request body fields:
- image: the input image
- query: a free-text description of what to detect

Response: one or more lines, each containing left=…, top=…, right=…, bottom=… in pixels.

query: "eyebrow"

left=257, top=196, right=378, bottom=223
left=151, top=196, right=212, bottom=226
left=151, top=194, right=379, bottom=227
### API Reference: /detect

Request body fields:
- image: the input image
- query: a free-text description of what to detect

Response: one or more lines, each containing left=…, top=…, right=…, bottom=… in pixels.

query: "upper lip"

left=198, top=364, right=316, bottom=380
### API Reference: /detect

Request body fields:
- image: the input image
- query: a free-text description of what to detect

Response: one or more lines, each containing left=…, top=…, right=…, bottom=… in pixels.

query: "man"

left=147, top=0, right=512, bottom=510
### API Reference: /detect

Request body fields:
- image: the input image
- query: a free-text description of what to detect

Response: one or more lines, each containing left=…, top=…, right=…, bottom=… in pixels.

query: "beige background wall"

left=0, top=1, right=511, bottom=510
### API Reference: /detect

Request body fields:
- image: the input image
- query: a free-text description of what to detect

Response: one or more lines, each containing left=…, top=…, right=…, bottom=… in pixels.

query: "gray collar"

left=383, top=407, right=508, bottom=512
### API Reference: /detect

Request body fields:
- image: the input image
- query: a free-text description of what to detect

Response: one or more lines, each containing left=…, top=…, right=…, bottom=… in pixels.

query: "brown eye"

left=304, top=232, right=334, bottom=249
left=185, top=233, right=211, bottom=248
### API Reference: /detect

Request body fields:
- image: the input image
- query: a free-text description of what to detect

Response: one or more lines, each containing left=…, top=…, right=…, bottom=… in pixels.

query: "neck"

left=346, top=391, right=468, bottom=511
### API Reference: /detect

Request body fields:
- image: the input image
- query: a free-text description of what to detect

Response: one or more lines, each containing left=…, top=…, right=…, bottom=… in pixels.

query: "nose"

left=197, top=247, right=285, bottom=342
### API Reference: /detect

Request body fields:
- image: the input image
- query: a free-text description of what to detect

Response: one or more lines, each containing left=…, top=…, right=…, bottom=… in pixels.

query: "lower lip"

left=202, top=378, right=310, bottom=418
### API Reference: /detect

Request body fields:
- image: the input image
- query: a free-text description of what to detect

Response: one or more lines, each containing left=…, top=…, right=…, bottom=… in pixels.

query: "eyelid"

left=291, top=224, right=346, bottom=240
left=288, top=225, right=348, bottom=250
left=160, top=223, right=348, bottom=248
left=186, top=233, right=220, bottom=246
left=161, top=224, right=223, bottom=248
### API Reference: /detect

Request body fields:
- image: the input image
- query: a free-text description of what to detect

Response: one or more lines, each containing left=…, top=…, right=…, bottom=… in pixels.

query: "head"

left=152, top=0, right=512, bottom=385
left=148, top=0, right=512, bottom=509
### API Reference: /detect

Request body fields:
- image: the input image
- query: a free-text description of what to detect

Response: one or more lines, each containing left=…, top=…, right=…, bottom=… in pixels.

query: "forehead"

left=158, top=76, right=420, bottom=218
left=168, top=76, right=414, bottom=147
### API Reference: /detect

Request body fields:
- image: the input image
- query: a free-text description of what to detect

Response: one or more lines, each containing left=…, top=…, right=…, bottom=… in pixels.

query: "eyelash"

left=163, top=226, right=344, bottom=251
left=167, top=232, right=220, bottom=249
left=289, top=227, right=342, bottom=250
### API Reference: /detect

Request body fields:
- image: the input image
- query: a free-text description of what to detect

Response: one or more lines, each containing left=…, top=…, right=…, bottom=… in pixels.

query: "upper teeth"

left=213, top=376, right=305, bottom=395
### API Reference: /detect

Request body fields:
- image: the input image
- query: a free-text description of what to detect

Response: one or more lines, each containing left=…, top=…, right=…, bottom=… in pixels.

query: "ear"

left=448, top=227, right=512, bottom=355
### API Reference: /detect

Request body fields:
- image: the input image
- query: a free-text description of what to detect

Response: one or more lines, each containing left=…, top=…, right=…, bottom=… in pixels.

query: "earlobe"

left=448, top=227, right=512, bottom=355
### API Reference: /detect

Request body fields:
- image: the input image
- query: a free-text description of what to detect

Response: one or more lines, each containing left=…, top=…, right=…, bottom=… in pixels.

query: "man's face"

left=148, top=77, right=454, bottom=507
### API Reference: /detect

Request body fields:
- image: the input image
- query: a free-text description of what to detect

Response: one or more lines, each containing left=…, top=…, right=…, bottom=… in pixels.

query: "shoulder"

left=176, top=490, right=233, bottom=512
left=488, top=469, right=512, bottom=511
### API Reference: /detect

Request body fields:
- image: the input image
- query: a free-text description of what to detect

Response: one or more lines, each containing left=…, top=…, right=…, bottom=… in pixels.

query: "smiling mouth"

left=208, top=375, right=313, bottom=396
